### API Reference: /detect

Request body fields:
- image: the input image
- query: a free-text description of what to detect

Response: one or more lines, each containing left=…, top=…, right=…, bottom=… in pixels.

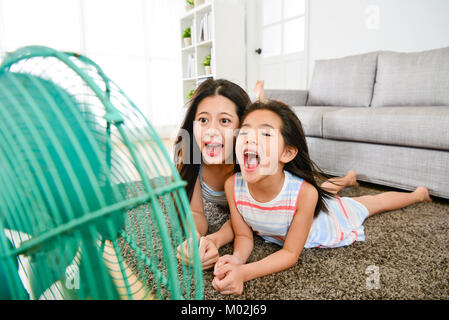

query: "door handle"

left=255, top=48, right=262, bottom=55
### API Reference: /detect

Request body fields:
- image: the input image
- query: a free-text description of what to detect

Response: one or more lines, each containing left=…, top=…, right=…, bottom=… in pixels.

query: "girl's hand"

left=198, top=236, right=219, bottom=270
left=177, top=236, right=219, bottom=270
left=214, top=254, right=244, bottom=278
left=212, top=263, right=245, bottom=295
left=177, top=237, right=196, bottom=266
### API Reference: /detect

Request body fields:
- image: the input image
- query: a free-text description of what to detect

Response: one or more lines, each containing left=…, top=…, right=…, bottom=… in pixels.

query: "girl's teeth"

left=248, top=154, right=257, bottom=166
left=248, top=156, right=258, bottom=165
left=244, top=152, right=259, bottom=170
left=205, top=144, right=222, bottom=157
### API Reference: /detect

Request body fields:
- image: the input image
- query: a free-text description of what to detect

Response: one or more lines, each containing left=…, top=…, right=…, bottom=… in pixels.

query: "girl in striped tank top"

left=212, top=100, right=432, bottom=295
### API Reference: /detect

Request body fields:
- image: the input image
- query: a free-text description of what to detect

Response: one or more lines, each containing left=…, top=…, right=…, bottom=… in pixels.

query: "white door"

left=246, top=0, right=308, bottom=91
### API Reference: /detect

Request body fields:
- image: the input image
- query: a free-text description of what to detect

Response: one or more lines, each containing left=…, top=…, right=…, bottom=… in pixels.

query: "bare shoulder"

left=224, top=173, right=236, bottom=191
left=296, top=180, right=318, bottom=208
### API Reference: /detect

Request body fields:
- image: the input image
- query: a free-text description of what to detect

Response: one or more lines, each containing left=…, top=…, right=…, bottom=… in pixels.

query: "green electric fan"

left=0, top=45, right=203, bottom=300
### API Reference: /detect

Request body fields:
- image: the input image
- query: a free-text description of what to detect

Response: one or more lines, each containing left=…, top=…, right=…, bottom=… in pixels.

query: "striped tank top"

left=199, top=165, right=228, bottom=207
left=234, top=170, right=369, bottom=248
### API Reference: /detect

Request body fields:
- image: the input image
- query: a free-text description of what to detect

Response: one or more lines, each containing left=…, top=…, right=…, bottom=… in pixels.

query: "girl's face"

left=236, top=109, right=295, bottom=183
left=193, top=95, right=240, bottom=165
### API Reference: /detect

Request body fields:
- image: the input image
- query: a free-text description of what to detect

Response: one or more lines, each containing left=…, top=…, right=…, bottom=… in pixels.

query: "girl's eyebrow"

left=197, top=111, right=233, bottom=117
left=241, top=123, right=275, bottom=129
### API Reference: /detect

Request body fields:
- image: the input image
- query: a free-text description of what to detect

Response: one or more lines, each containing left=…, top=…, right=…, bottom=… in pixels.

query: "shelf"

left=180, top=0, right=245, bottom=105
left=181, top=9, right=194, bottom=20
left=197, top=74, right=214, bottom=79
left=181, top=2, right=211, bottom=20
left=182, top=74, right=214, bottom=82
left=196, top=40, right=212, bottom=48
left=195, top=3, right=212, bottom=14
left=181, top=45, right=195, bottom=51
left=181, top=41, right=211, bottom=51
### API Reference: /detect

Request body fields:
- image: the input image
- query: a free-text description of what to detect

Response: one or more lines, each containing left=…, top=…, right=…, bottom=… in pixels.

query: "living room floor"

left=202, top=181, right=449, bottom=300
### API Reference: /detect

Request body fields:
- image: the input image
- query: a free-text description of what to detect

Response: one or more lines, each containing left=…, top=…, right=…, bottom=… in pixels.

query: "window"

left=0, top=0, right=184, bottom=135
left=254, top=0, right=307, bottom=90
left=262, top=0, right=305, bottom=57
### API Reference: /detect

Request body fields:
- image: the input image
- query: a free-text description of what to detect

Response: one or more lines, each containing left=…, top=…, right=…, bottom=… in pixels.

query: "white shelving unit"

left=180, top=0, right=246, bottom=105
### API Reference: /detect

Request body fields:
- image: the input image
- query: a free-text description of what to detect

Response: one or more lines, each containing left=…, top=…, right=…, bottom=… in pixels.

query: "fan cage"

left=0, top=45, right=203, bottom=300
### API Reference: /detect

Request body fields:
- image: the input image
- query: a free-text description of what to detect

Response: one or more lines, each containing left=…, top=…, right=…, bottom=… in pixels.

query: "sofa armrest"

left=264, top=89, right=309, bottom=106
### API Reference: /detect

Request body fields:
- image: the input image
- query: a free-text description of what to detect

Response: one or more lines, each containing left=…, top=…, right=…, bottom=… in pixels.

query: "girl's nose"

left=246, top=130, right=257, bottom=145
left=205, top=127, right=220, bottom=139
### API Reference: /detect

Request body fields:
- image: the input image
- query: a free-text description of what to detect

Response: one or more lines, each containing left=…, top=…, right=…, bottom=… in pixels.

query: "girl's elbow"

left=287, top=256, right=299, bottom=269
left=284, top=249, right=301, bottom=268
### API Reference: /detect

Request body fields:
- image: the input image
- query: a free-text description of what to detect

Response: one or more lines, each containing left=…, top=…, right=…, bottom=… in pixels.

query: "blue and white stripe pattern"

left=234, top=170, right=370, bottom=248
left=304, top=196, right=369, bottom=248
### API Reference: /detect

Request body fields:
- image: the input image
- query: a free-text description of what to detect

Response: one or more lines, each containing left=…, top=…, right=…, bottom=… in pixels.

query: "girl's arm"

left=204, top=219, right=234, bottom=251
left=190, top=176, right=208, bottom=237
left=241, top=182, right=317, bottom=281
left=179, top=176, right=235, bottom=270
left=225, top=174, right=254, bottom=264
left=198, top=219, right=234, bottom=270
left=204, top=174, right=252, bottom=266
left=177, top=176, right=209, bottom=267
left=211, top=175, right=255, bottom=293
left=213, top=181, right=317, bottom=295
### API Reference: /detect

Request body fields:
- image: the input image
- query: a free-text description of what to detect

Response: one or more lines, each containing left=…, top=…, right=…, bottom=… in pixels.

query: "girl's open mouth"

left=243, top=149, right=260, bottom=172
left=204, top=142, right=223, bottom=157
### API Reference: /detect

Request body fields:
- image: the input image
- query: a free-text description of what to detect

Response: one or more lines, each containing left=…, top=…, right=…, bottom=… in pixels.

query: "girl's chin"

left=203, top=156, right=223, bottom=165
left=240, top=168, right=261, bottom=182
left=202, top=153, right=230, bottom=165
left=202, top=146, right=223, bottom=164
left=239, top=162, right=278, bottom=181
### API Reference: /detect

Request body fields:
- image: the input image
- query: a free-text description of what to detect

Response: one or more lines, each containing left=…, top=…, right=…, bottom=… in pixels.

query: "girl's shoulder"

left=224, top=172, right=238, bottom=190
left=283, top=171, right=318, bottom=209
left=295, top=179, right=318, bottom=208
left=284, top=171, right=314, bottom=192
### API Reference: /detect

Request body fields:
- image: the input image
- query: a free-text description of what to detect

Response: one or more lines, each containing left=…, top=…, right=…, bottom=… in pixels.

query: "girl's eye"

left=221, top=118, right=231, bottom=125
left=198, top=118, right=208, bottom=124
left=261, top=131, right=271, bottom=137
left=238, top=131, right=248, bottom=136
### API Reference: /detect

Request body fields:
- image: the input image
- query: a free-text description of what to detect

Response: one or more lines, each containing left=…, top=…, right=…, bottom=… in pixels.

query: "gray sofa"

left=266, top=46, right=449, bottom=199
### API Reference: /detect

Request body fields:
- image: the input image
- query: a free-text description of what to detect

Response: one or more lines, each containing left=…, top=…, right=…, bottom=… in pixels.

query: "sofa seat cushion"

left=371, top=47, right=449, bottom=107
left=307, top=52, right=378, bottom=107
left=293, top=106, right=344, bottom=137
left=322, top=106, right=449, bottom=151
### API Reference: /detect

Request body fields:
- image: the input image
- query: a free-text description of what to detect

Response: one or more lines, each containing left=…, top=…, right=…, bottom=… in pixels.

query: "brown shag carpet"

left=202, top=182, right=449, bottom=300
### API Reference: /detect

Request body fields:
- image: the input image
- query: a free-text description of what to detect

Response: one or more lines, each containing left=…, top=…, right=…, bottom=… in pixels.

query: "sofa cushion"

left=322, top=106, right=449, bottom=151
left=371, top=47, right=449, bottom=107
left=292, top=106, right=344, bottom=138
left=266, top=89, right=308, bottom=106
left=307, top=52, right=378, bottom=107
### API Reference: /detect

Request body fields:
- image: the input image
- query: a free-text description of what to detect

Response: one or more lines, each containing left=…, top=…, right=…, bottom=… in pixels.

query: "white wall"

left=306, top=0, right=449, bottom=85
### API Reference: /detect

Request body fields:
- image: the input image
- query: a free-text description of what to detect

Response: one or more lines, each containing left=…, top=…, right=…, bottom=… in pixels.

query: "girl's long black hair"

left=241, top=100, right=335, bottom=217
left=174, top=79, right=251, bottom=201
